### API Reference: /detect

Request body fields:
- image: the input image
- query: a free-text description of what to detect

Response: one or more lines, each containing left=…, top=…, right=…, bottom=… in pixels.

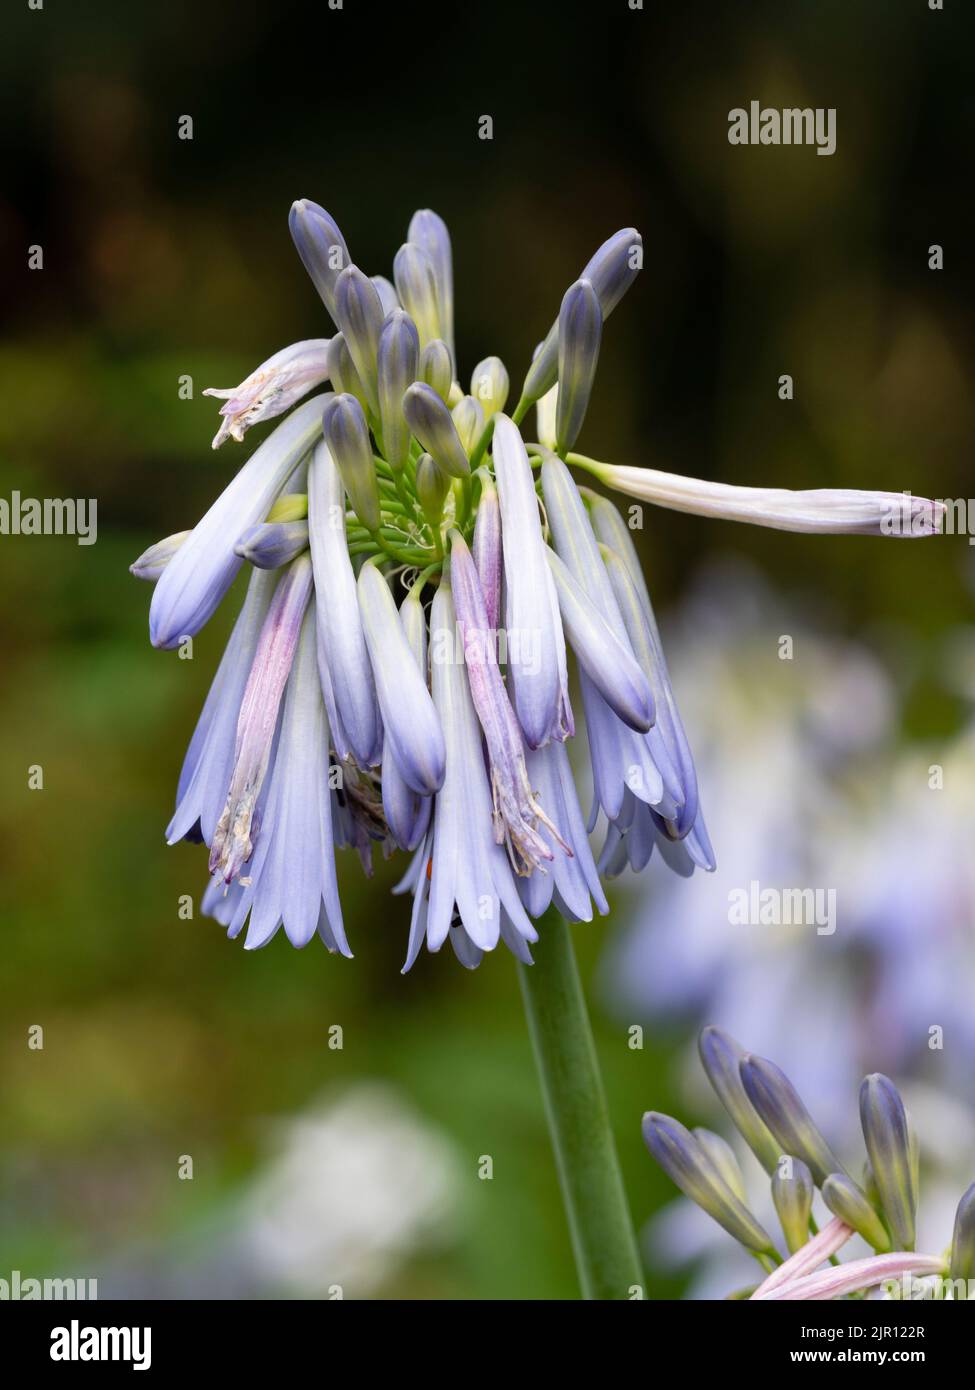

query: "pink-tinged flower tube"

left=752, top=1217, right=854, bottom=1298
left=203, top=339, right=331, bottom=449
left=149, top=392, right=327, bottom=649
left=492, top=415, right=572, bottom=748
left=167, top=567, right=277, bottom=847
left=400, top=581, right=539, bottom=970
left=209, top=553, right=314, bottom=884
left=207, top=601, right=350, bottom=955
left=448, top=530, right=568, bottom=875
left=306, top=439, right=381, bottom=767
left=756, top=1252, right=945, bottom=1302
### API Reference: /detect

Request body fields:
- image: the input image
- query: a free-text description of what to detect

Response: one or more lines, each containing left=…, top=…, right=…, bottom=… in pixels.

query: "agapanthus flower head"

left=644, top=1028, right=973, bottom=1299
left=135, top=201, right=942, bottom=966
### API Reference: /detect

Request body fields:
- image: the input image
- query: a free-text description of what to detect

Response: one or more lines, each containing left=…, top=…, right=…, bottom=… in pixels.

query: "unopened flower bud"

left=393, top=241, right=442, bottom=348
left=289, top=199, right=351, bottom=323
left=415, top=453, right=448, bottom=526
left=130, top=530, right=191, bottom=581
left=470, top=356, right=509, bottom=420
left=859, top=1073, right=917, bottom=1252
left=772, top=1156, right=815, bottom=1254
left=334, top=265, right=384, bottom=413
left=452, top=395, right=485, bottom=456
left=740, top=1052, right=846, bottom=1187
left=408, top=209, right=454, bottom=366
left=235, top=520, right=310, bottom=569
left=698, top=1027, right=782, bottom=1174
left=326, top=334, right=370, bottom=414
left=321, top=394, right=381, bottom=531
left=402, top=382, right=470, bottom=478
left=419, top=338, right=453, bottom=401
left=822, top=1173, right=891, bottom=1253
left=949, top=1182, right=975, bottom=1283
left=642, top=1112, right=777, bottom=1256
left=693, top=1128, right=747, bottom=1204
left=555, top=278, right=602, bottom=455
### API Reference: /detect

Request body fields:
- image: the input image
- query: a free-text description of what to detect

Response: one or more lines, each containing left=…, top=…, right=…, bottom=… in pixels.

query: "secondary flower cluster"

left=133, top=199, right=942, bottom=967
left=643, top=1027, right=975, bottom=1299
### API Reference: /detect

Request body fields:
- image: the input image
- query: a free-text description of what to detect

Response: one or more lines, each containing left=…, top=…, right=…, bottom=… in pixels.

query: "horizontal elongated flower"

left=135, top=201, right=942, bottom=967
left=646, top=1029, right=962, bottom=1301
left=204, top=340, right=331, bottom=448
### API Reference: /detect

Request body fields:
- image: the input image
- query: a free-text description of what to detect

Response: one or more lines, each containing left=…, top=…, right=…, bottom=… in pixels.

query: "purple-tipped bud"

left=519, top=227, right=643, bottom=408
left=402, top=382, right=470, bottom=478
left=289, top=199, right=351, bottom=323
left=419, top=338, right=453, bottom=401
left=371, top=275, right=399, bottom=316
left=859, top=1074, right=917, bottom=1253
left=408, top=209, right=454, bottom=365
left=333, top=265, right=385, bottom=412
left=555, top=278, right=602, bottom=455
left=772, top=1156, right=815, bottom=1254
left=326, top=334, right=370, bottom=414
left=235, top=520, right=309, bottom=570
left=415, top=453, right=448, bottom=526
left=393, top=242, right=442, bottom=349
left=470, top=356, right=509, bottom=420
left=472, top=470, right=501, bottom=631
left=949, top=1182, right=975, bottom=1283
left=321, top=394, right=381, bottom=531
left=821, top=1173, right=891, bottom=1253
left=130, top=530, right=191, bottom=581
left=452, top=395, right=485, bottom=456
left=377, top=309, right=419, bottom=473
left=642, top=1112, right=777, bottom=1256
left=740, top=1052, right=846, bottom=1187
left=698, top=1028, right=782, bottom=1174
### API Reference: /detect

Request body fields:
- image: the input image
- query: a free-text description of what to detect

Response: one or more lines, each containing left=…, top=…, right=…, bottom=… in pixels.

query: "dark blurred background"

left=1, top=0, right=973, bottom=1299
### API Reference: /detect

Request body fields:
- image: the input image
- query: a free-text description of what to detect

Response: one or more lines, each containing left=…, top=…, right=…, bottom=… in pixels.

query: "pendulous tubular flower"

left=645, top=1029, right=963, bottom=1301
left=135, top=200, right=941, bottom=963
left=204, top=340, right=331, bottom=449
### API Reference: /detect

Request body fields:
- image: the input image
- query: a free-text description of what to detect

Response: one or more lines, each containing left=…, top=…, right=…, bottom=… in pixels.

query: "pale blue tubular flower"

left=150, top=393, right=328, bottom=649
left=203, top=339, right=331, bottom=449
left=209, top=553, right=314, bottom=885
left=307, top=439, right=381, bottom=767
left=448, top=530, right=568, bottom=875
left=492, top=415, right=572, bottom=748
left=378, top=587, right=437, bottom=852
left=399, top=581, right=539, bottom=971
left=137, top=201, right=940, bottom=964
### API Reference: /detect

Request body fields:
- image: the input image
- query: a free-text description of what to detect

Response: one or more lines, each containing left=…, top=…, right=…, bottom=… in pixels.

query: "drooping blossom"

left=134, top=202, right=942, bottom=965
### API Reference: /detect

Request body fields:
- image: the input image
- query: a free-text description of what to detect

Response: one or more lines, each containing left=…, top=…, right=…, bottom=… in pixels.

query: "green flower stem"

left=517, top=911, right=644, bottom=1299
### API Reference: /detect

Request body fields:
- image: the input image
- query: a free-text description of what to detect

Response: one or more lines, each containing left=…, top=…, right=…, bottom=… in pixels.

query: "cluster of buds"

left=643, top=1027, right=975, bottom=1299
left=133, top=198, right=942, bottom=967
